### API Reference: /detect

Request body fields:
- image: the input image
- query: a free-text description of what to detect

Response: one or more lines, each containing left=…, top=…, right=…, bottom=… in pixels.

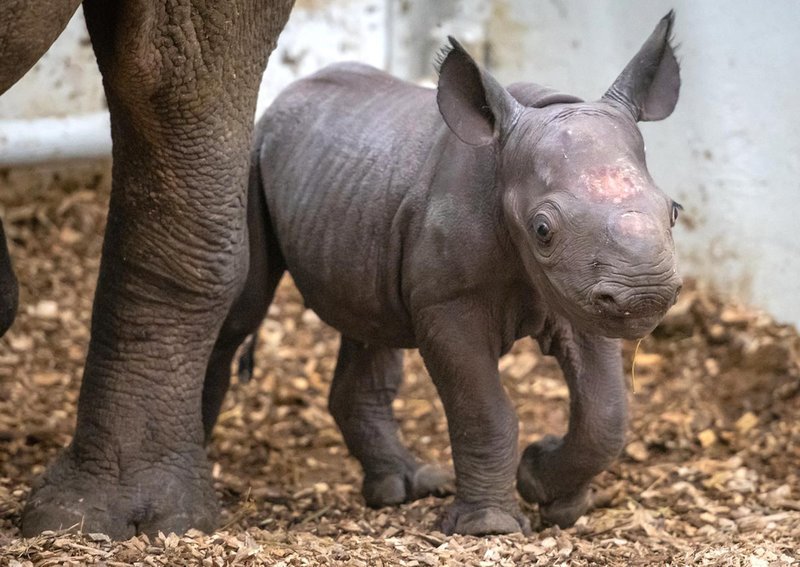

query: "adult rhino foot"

left=21, top=448, right=218, bottom=539
left=363, top=463, right=453, bottom=508
left=439, top=499, right=531, bottom=536
left=517, top=435, right=591, bottom=528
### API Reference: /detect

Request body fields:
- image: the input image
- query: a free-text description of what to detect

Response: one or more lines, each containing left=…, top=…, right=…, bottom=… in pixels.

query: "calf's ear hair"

left=603, top=10, right=681, bottom=122
left=437, top=37, right=523, bottom=146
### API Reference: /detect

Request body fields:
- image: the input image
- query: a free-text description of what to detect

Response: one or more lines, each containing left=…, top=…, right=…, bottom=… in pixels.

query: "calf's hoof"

left=517, top=435, right=591, bottom=528
left=539, top=486, right=591, bottom=528
left=439, top=499, right=531, bottom=536
left=516, top=434, right=562, bottom=505
left=21, top=448, right=219, bottom=539
left=363, top=463, right=453, bottom=507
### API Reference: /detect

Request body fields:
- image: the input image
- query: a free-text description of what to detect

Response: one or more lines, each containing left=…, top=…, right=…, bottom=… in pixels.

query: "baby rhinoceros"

left=207, top=12, right=683, bottom=536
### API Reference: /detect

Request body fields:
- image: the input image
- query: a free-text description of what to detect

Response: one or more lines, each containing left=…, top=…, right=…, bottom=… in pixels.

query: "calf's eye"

left=533, top=217, right=552, bottom=244
left=537, top=222, right=550, bottom=238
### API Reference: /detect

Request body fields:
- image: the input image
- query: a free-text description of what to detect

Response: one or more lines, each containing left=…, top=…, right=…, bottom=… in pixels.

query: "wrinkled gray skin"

left=211, top=13, right=683, bottom=536
left=2, top=0, right=296, bottom=539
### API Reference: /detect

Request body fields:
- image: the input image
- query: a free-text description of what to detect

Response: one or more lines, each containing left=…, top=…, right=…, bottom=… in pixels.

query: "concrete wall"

left=1, top=1, right=798, bottom=327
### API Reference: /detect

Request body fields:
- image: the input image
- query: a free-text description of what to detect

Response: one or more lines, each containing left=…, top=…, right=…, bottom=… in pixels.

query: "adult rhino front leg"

left=22, top=0, right=294, bottom=539
left=0, top=0, right=83, bottom=334
left=0, top=219, right=19, bottom=336
left=517, top=331, right=627, bottom=528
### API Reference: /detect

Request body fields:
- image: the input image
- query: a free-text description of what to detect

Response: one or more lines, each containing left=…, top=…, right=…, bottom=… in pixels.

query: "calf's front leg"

left=416, top=304, right=531, bottom=536
left=517, top=331, right=627, bottom=528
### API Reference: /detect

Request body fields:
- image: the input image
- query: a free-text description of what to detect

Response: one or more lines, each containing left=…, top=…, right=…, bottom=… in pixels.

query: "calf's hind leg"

left=329, top=338, right=453, bottom=507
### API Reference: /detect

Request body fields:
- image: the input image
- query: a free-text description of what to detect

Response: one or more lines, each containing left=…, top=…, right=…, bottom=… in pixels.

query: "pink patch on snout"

left=616, top=211, right=656, bottom=237
left=581, top=165, right=645, bottom=204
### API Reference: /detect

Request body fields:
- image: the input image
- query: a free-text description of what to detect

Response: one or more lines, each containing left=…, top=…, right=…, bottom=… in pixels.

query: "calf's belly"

left=287, top=266, right=417, bottom=348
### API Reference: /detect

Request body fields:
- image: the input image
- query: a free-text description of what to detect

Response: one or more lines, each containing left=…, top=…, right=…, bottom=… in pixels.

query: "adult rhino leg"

left=329, top=337, right=453, bottom=508
left=0, top=0, right=82, bottom=94
left=202, top=150, right=286, bottom=441
left=21, top=0, right=295, bottom=539
left=0, top=219, right=18, bottom=336
left=0, top=0, right=82, bottom=334
left=517, top=332, right=627, bottom=528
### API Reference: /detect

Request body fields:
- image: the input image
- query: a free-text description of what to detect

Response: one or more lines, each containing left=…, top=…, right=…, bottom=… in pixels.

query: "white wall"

left=257, top=0, right=387, bottom=116
left=1, top=1, right=798, bottom=328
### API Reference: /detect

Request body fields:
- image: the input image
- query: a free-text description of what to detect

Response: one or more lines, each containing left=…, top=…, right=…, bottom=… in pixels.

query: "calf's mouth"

left=584, top=278, right=682, bottom=339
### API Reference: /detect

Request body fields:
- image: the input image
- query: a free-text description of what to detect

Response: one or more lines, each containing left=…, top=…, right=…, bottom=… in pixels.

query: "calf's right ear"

left=437, top=37, right=523, bottom=146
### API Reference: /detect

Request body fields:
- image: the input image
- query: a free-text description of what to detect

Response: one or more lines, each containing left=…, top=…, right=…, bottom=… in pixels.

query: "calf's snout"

left=590, top=276, right=682, bottom=319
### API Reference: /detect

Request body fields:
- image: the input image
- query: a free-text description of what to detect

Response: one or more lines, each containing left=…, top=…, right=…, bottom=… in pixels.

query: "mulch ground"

left=0, top=167, right=798, bottom=565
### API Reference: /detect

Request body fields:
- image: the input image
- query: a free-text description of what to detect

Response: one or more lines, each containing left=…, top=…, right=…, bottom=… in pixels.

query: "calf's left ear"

left=437, top=37, right=523, bottom=146
left=603, top=10, right=680, bottom=121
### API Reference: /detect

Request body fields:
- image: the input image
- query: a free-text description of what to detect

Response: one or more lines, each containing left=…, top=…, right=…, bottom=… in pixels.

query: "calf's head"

left=438, top=12, right=682, bottom=340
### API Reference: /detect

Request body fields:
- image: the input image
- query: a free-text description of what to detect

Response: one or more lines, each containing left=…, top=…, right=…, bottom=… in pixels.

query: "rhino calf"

left=206, top=12, right=683, bottom=535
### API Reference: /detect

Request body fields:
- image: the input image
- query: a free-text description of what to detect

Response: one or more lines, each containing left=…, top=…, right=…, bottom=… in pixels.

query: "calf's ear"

left=603, top=10, right=680, bottom=122
left=437, top=37, right=523, bottom=146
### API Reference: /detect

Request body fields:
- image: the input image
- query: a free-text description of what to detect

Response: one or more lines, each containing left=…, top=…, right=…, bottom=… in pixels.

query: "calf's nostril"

left=594, top=292, right=618, bottom=310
